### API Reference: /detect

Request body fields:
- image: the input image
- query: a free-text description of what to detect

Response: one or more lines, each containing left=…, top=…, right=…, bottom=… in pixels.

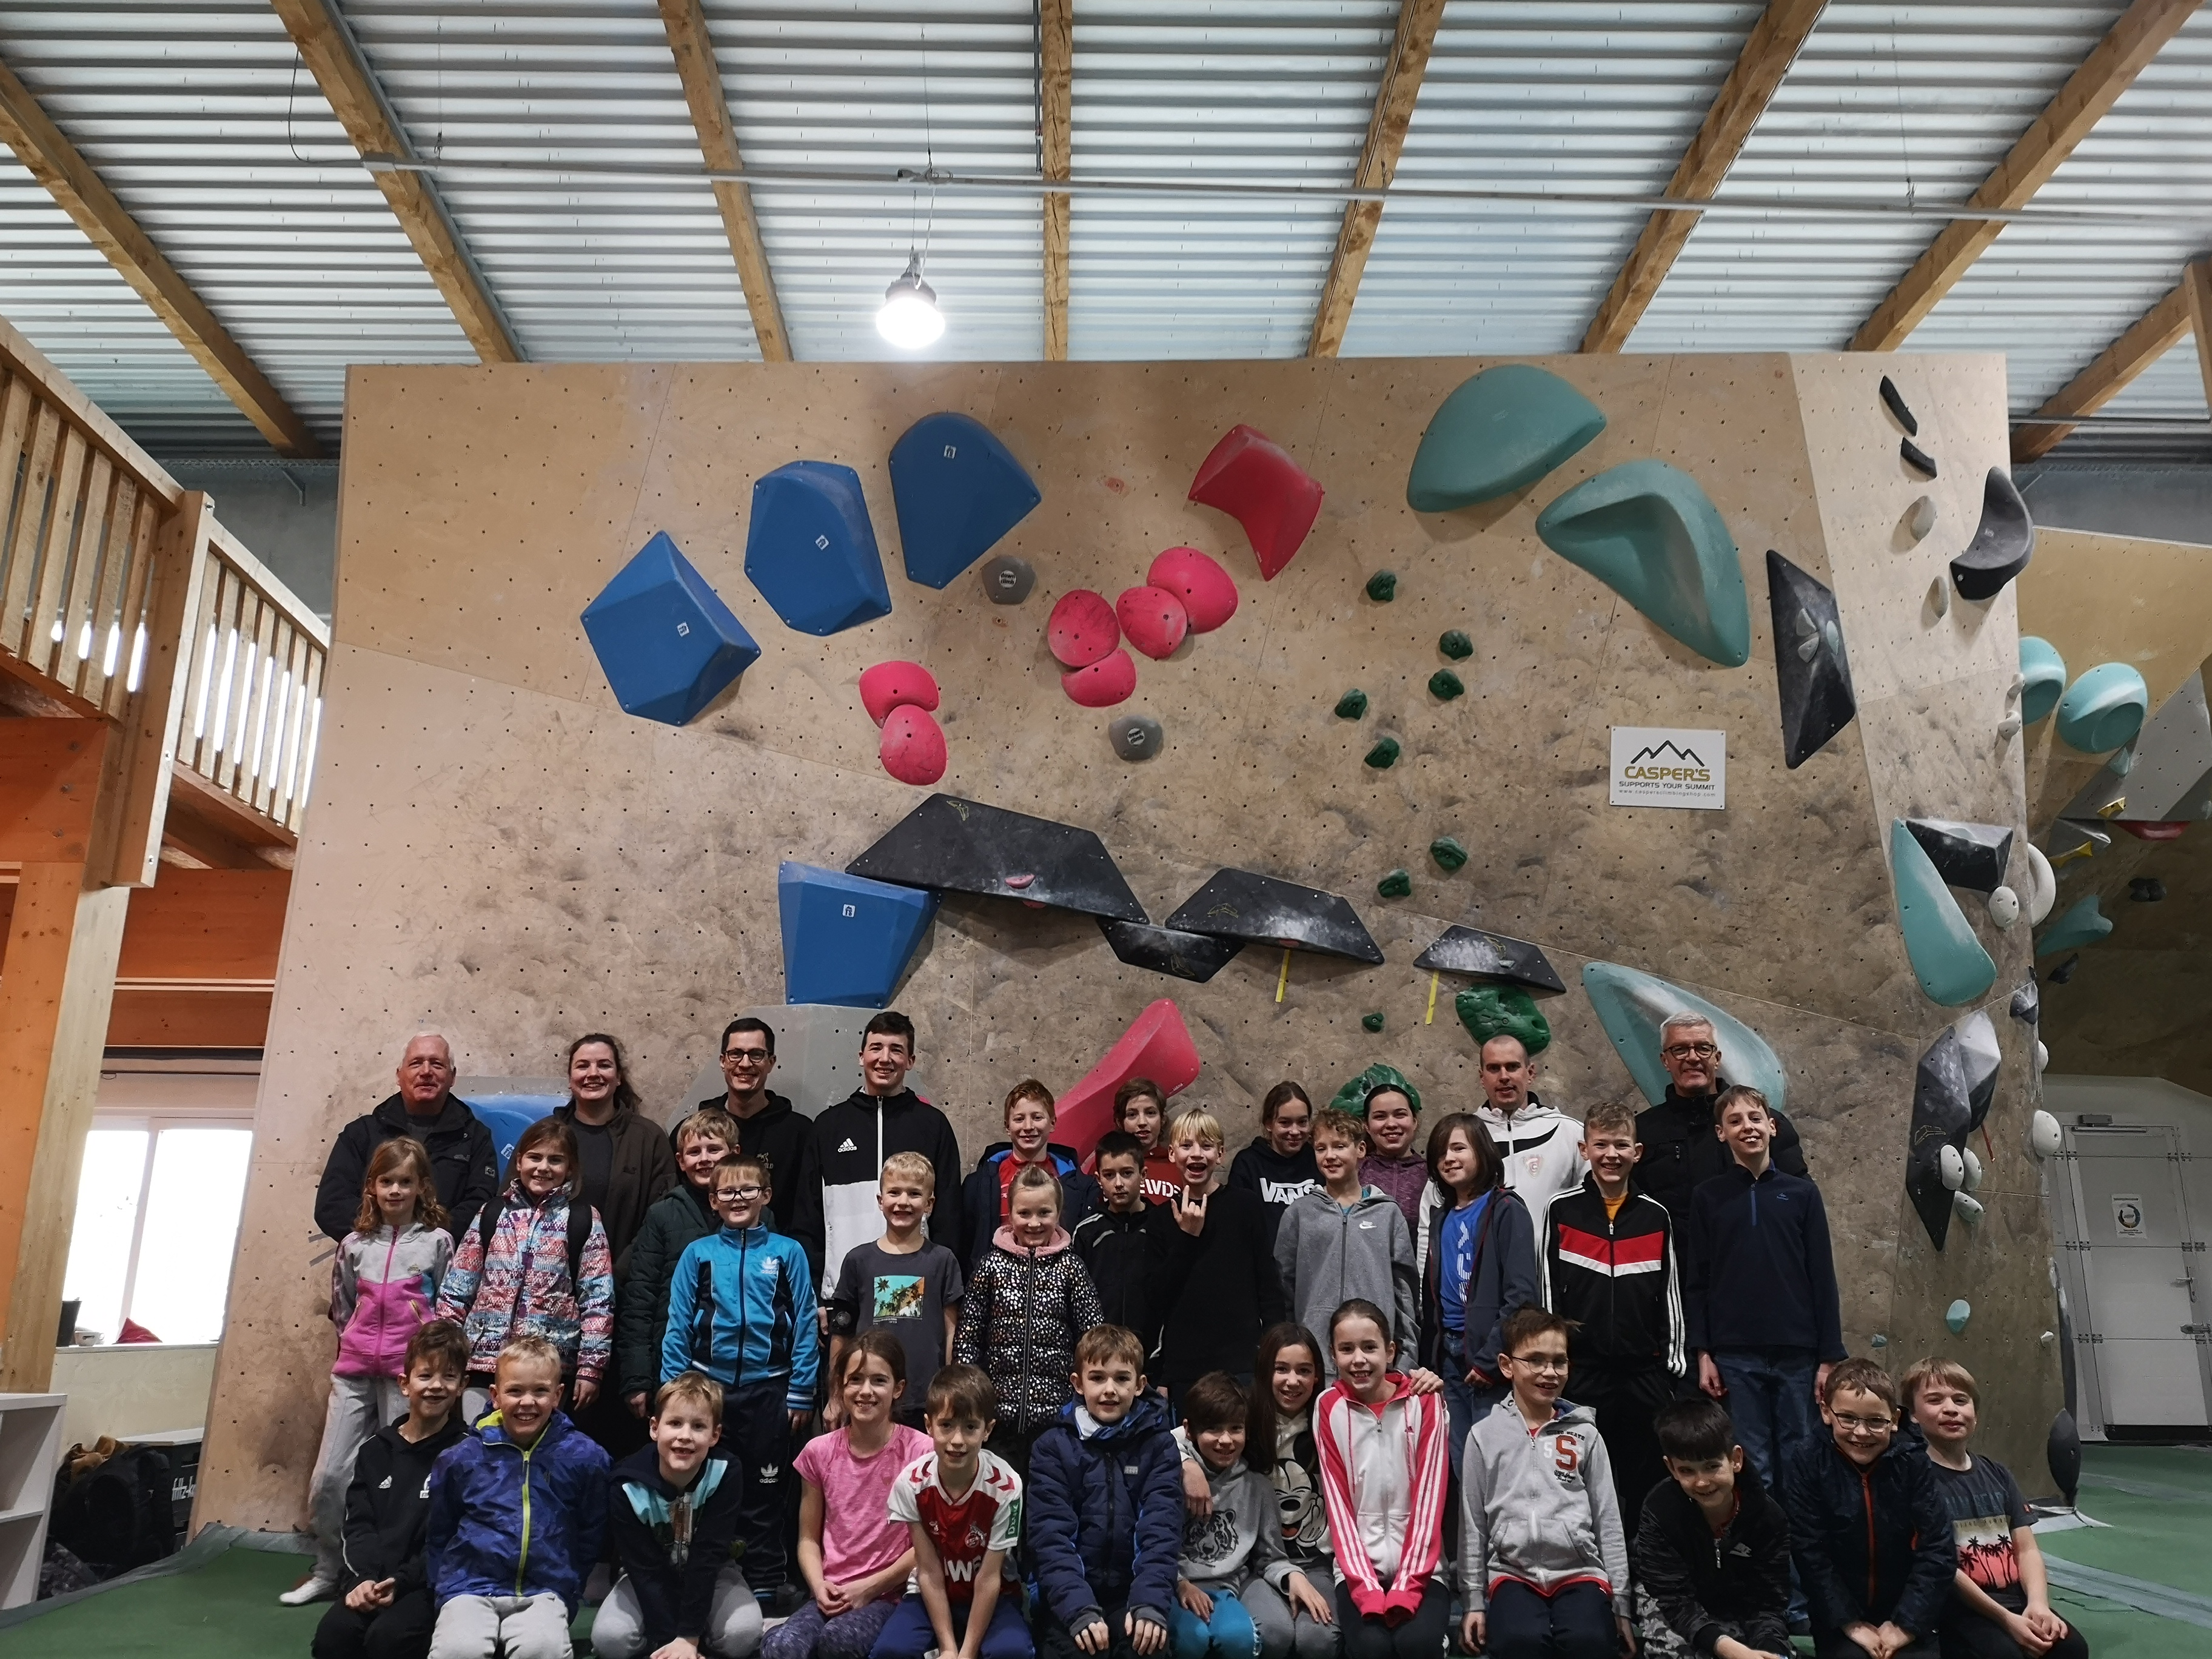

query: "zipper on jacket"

left=1860, top=1468, right=1875, bottom=1609
left=494, top=1435, right=535, bottom=1596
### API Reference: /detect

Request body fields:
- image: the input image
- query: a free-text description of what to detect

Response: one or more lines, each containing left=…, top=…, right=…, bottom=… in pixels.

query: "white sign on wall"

left=1609, top=726, right=1727, bottom=810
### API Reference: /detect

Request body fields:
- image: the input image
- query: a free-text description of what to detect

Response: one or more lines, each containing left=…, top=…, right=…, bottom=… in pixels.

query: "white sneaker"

left=278, top=1573, right=338, bottom=1606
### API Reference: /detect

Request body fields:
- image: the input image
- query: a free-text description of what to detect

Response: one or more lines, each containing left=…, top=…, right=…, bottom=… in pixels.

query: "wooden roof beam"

left=1308, top=0, right=1447, bottom=358
left=2190, top=255, right=2212, bottom=414
left=2009, top=273, right=2196, bottom=461
left=1854, top=0, right=2201, bottom=352
left=269, top=0, right=522, bottom=364
left=0, top=53, right=321, bottom=456
left=1582, top=0, right=1829, bottom=353
left=1041, top=0, right=1073, bottom=362
left=659, top=0, right=791, bottom=363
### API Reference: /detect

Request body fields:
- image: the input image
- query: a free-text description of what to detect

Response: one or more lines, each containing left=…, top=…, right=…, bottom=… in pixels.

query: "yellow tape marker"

left=1276, top=947, right=1292, bottom=1004
left=1425, top=970, right=1439, bottom=1025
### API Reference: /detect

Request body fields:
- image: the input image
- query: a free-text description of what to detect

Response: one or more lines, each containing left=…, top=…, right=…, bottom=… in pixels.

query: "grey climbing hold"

left=1908, top=1013, right=2004, bottom=1246
left=1108, top=714, right=1163, bottom=762
left=1335, top=689, right=1369, bottom=720
left=1429, top=669, right=1464, bottom=700
left=1929, top=577, right=1949, bottom=619
left=981, top=553, right=1036, bottom=605
left=1366, top=571, right=1398, bottom=602
left=2037, top=894, right=2113, bottom=956
left=1961, top=1145, right=1985, bottom=1193
left=1953, top=1193, right=1985, bottom=1224
left=1950, top=469, right=2036, bottom=601
left=2009, top=980, right=2039, bottom=1025
left=1096, top=917, right=1244, bottom=984
left=1439, top=629, right=1474, bottom=660
left=1415, top=927, right=1566, bottom=996
left=2131, top=876, right=2167, bottom=902
left=1880, top=375, right=1919, bottom=436
left=1164, top=868, right=1384, bottom=964
left=1904, top=818, right=2015, bottom=895
left=1902, top=438, right=1938, bottom=478
left=1430, top=836, right=1469, bottom=871
left=1988, top=887, right=2020, bottom=930
left=2048, top=955, right=2079, bottom=985
left=1946, top=1299, right=1971, bottom=1336
left=1364, top=737, right=1401, bottom=769
left=1536, top=460, right=1752, bottom=667
left=1906, top=496, right=1938, bottom=542
left=1377, top=868, right=1412, bottom=899
left=1767, top=551, right=1857, bottom=768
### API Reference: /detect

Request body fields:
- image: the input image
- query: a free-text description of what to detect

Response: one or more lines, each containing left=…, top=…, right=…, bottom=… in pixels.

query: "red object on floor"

left=1061, top=649, right=1138, bottom=707
left=116, top=1318, right=160, bottom=1344
left=1048, top=589, right=1121, bottom=668
left=2117, top=820, right=2188, bottom=841
left=1055, top=999, right=1205, bottom=1159
left=879, top=705, right=947, bottom=785
left=1116, top=585, right=1190, bottom=660
left=1188, top=425, right=1324, bottom=580
left=859, top=660, right=940, bottom=725
left=1148, top=546, right=1240, bottom=632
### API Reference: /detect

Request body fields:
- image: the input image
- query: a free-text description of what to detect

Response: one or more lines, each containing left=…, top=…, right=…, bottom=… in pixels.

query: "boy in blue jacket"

left=662, top=1151, right=821, bottom=1610
left=1027, top=1324, right=1184, bottom=1659
left=426, top=1335, right=609, bottom=1659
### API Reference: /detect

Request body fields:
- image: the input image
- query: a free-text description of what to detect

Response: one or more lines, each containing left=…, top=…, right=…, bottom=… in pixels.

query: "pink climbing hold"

left=1147, top=546, right=1239, bottom=633
left=1057, top=999, right=1204, bottom=1159
left=1061, top=648, right=1138, bottom=708
left=879, top=705, right=947, bottom=785
left=1048, top=589, right=1121, bottom=668
left=1116, top=585, right=1190, bottom=661
left=1188, top=424, right=1324, bottom=581
left=858, top=660, right=940, bottom=726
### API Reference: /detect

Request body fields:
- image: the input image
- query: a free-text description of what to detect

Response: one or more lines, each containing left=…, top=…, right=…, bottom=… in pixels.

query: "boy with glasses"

left=1634, top=1015, right=1808, bottom=1253
left=696, top=1018, right=824, bottom=1279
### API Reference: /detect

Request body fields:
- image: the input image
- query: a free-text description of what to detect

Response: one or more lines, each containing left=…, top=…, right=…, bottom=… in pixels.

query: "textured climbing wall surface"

left=200, top=355, right=2059, bottom=1529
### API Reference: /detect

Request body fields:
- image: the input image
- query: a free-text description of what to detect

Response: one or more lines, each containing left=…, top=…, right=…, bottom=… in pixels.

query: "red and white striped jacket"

left=1537, top=1175, right=1686, bottom=1380
left=1312, top=1375, right=1449, bottom=1618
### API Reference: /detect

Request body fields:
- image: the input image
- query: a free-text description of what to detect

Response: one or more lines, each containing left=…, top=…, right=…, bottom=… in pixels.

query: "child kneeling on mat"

left=426, top=1335, right=611, bottom=1659
left=593, top=1371, right=762, bottom=1659
left=1633, top=1397, right=1794, bottom=1659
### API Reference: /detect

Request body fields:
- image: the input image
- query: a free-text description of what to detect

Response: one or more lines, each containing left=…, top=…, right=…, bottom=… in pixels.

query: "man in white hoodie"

left=1472, top=1036, right=1586, bottom=1224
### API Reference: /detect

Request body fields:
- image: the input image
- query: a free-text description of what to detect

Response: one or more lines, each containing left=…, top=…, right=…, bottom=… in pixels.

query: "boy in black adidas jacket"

left=1634, top=1398, right=1792, bottom=1659
left=1538, top=1099, right=1684, bottom=1519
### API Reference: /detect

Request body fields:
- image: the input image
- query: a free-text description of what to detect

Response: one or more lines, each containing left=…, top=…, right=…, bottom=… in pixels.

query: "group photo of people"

left=292, top=1009, right=2080, bottom=1659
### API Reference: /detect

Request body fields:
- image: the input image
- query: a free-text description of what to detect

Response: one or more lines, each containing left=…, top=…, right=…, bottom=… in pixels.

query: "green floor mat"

left=2055, top=1589, right=2212, bottom=1659
left=0, top=1544, right=319, bottom=1657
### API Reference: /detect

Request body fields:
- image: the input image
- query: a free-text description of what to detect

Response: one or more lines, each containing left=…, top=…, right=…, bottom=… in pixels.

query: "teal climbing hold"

left=1335, top=689, right=1369, bottom=720
left=2056, top=662, right=2149, bottom=754
left=1455, top=985, right=1552, bottom=1055
left=1535, top=460, right=1751, bottom=667
left=1429, top=669, right=1464, bottom=700
left=1406, top=365, right=1607, bottom=512
left=1580, top=962, right=1787, bottom=1110
left=2037, top=894, right=2113, bottom=956
left=1361, top=1012, right=1386, bottom=1033
left=1378, top=868, right=1412, bottom=899
left=2019, top=637, right=2066, bottom=726
left=1890, top=819, right=1997, bottom=1007
left=1365, top=737, right=1401, bottom=769
left=1430, top=836, right=1468, bottom=871
left=1945, top=1299, right=1971, bottom=1336
left=1366, top=571, right=1398, bottom=602
left=1439, top=629, right=1473, bottom=660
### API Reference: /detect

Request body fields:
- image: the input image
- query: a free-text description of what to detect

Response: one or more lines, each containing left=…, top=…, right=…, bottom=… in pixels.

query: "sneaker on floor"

left=762, top=1581, right=808, bottom=1618
left=278, top=1573, right=338, bottom=1606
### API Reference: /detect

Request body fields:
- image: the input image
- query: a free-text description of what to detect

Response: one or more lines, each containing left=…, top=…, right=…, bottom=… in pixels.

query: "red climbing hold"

left=2117, top=821, right=2188, bottom=842
left=1117, top=585, right=1190, bottom=660
left=1188, top=425, right=1324, bottom=581
left=1048, top=589, right=1121, bottom=668
left=879, top=705, right=947, bottom=785
left=1147, top=546, right=1239, bottom=633
left=1056, top=999, right=1204, bottom=1159
left=1061, top=648, right=1138, bottom=708
left=858, top=660, right=940, bottom=726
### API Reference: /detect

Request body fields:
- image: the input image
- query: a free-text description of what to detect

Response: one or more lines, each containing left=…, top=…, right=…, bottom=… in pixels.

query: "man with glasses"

left=692, top=1017, right=822, bottom=1281
left=1633, top=1013, right=1807, bottom=1244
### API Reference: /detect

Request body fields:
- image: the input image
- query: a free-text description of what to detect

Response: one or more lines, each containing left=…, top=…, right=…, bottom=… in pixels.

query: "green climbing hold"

left=1378, top=868, right=1412, bottom=899
left=1330, top=1062, right=1419, bottom=1118
left=1439, top=629, right=1473, bottom=660
left=1361, top=1012, right=1386, bottom=1033
left=1535, top=460, right=1751, bottom=667
left=1430, top=836, right=1468, bottom=871
left=2037, top=894, right=2113, bottom=957
left=1890, top=819, right=1997, bottom=1007
left=2019, top=637, right=2065, bottom=726
left=1364, top=737, right=1401, bottom=769
left=2056, top=662, right=2149, bottom=755
left=1334, top=689, right=1369, bottom=720
left=1366, top=571, right=1398, bottom=602
left=1429, top=669, right=1464, bottom=700
left=1407, top=364, right=1607, bottom=512
left=1455, top=985, right=1552, bottom=1055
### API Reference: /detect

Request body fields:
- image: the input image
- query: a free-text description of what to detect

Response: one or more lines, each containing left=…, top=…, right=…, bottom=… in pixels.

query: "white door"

left=2071, top=1125, right=2211, bottom=1429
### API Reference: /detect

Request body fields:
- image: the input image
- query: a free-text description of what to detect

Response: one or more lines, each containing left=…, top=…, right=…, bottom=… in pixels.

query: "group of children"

left=297, top=1011, right=2080, bottom=1659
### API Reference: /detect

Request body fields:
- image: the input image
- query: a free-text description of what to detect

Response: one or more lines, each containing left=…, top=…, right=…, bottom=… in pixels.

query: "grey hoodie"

left=1273, top=1186, right=1418, bottom=1372
left=1180, top=1454, right=1296, bottom=1595
left=1458, top=1399, right=1627, bottom=1615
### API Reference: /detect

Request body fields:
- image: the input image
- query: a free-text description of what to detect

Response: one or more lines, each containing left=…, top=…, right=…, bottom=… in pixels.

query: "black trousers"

left=726, top=1379, right=796, bottom=1591
left=1484, top=1581, right=1618, bottom=1659
left=311, top=1587, right=438, bottom=1659
left=1939, top=1587, right=2090, bottom=1659
left=1570, top=1369, right=1672, bottom=1524
left=1816, top=1634, right=1939, bottom=1659
left=1334, top=1580, right=1449, bottom=1659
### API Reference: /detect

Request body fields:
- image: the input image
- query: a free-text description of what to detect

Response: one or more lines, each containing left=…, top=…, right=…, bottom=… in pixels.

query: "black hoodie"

left=1632, top=1464, right=1794, bottom=1655
left=608, top=1443, right=745, bottom=1649
left=691, top=1090, right=823, bottom=1278
left=1225, top=1138, right=1321, bottom=1239
left=315, top=1093, right=500, bottom=1244
left=1634, top=1077, right=1806, bottom=1229
left=340, top=1412, right=469, bottom=1592
left=812, top=1088, right=964, bottom=1302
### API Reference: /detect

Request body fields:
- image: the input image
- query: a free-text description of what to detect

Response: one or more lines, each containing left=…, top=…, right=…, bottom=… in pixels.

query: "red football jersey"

left=888, top=1448, right=1023, bottom=1602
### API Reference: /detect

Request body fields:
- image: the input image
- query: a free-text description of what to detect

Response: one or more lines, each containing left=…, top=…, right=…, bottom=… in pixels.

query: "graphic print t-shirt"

left=888, top=1448, right=1023, bottom=1603
left=1929, top=1455, right=2029, bottom=1592
left=827, top=1241, right=965, bottom=1410
left=1437, top=1193, right=1491, bottom=1335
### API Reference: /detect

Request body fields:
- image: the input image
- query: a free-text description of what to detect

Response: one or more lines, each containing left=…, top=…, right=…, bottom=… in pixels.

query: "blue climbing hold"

left=777, top=861, right=937, bottom=1008
left=580, top=531, right=760, bottom=725
left=2056, top=662, right=2150, bottom=755
left=889, top=412, right=1042, bottom=589
left=1406, top=365, right=1607, bottom=512
left=1891, top=819, right=1997, bottom=1007
left=1536, top=460, right=1751, bottom=666
left=1946, top=1299, right=1971, bottom=1336
left=2019, top=637, right=2066, bottom=726
left=745, top=460, right=893, bottom=636
left=2036, top=894, right=2113, bottom=957
left=1580, top=962, right=1788, bottom=1111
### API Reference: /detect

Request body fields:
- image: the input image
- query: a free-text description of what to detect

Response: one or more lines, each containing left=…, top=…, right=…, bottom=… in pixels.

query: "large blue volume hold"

left=777, top=862, right=937, bottom=1008
left=890, top=412, right=1042, bottom=588
left=581, top=531, right=760, bottom=725
left=745, top=460, right=894, bottom=635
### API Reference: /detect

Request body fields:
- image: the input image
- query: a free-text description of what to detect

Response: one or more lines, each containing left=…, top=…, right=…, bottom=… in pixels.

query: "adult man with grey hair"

left=313, top=1031, right=500, bottom=1242
left=1631, top=1012, right=1806, bottom=1233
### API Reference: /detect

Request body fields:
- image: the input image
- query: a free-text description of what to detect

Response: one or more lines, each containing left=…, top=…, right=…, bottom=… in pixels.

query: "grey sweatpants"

left=309, top=1374, right=407, bottom=1580
left=591, top=1564, right=763, bottom=1659
left=1241, top=1578, right=1338, bottom=1659
left=428, top=1592, right=572, bottom=1659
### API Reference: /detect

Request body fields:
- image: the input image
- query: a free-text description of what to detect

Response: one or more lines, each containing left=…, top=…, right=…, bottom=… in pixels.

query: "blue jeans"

left=871, top=1594, right=1034, bottom=1659
left=1169, top=1586, right=1258, bottom=1659
left=1441, top=1331, right=1507, bottom=1479
left=1711, top=1349, right=1818, bottom=1493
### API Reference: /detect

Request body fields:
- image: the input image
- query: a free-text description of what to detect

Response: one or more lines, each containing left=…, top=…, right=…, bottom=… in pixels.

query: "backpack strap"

left=477, top=1192, right=506, bottom=1259
left=568, top=1202, right=593, bottom=1284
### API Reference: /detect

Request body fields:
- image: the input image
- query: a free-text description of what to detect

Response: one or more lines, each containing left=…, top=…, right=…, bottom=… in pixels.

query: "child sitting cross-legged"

left=1171, top=1372, right=1332, bottom=1659
left=1904, top=1358, right=2088, bottom=1659
left=1458, top=1307, right=1632, bottom=1659
left=426, top=1335, right=611, bottom=1659
left=1785, top=1358, right=1956, bottom=1659
left=592, top=1371, right=762, bottom=1659
left=1632, top=1396, right=1794, bottom=1659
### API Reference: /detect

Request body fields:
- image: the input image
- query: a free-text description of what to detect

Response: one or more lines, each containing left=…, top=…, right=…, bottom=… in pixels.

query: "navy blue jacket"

left=1684, top=1162, right=1845, bottom=1359
left=427, top=1408, right=610, bottom=1613
left=957, top=1142, right=1101, bottom=1270
left=1025, top=1394, right=1184, bottom=1632
left=1416, top=1185, right=1539, bottom=1380
left=1785, top=1435, right=1956, bottom=1640
left=607, top=1444, right=743, bottom=1649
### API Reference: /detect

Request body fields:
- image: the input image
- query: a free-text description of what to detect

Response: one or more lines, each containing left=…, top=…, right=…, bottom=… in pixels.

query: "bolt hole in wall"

left=2042, top=1074, right=2212, bottom=1445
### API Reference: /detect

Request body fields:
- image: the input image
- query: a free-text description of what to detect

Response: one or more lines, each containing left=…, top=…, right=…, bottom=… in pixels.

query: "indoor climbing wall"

left=199, top=352, right=2060, bottom=1530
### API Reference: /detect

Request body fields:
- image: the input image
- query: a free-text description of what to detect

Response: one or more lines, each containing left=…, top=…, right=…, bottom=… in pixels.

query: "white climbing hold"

left=1988, top=886, right=2020, bottom=930
left=2025, top=843, right=2056, bottom=925
left=1939, top=1144, right=1966, bottom=1191
left=1930, top=577, right=1950, bottom=618
left=2037, top=1040, right=2050, bottom=1074
left=1908, top=497, right=1938, bottom=541
left=2040, top=1330, right=2057, bottom=1347
left=1961, top=1146, right=1985, bottom=1193
left=1953, top=1192, right=1985, bottom=1223
left=1997, top=717, right=2022, bottom=741
left=2029, top=1108, right=2063, bottom=1158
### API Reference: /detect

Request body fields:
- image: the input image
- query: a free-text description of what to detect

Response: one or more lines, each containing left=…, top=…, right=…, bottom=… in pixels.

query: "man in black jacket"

left=313, top=1034, right=499, bottom=1243
left=697, top=1016, right=823, bottom=1279
left=1634, top=1013, right=1807, bottom=1233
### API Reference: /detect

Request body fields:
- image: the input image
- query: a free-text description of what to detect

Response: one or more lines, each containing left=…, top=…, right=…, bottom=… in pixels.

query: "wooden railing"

left=1, top=318, right=328, bottom=870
